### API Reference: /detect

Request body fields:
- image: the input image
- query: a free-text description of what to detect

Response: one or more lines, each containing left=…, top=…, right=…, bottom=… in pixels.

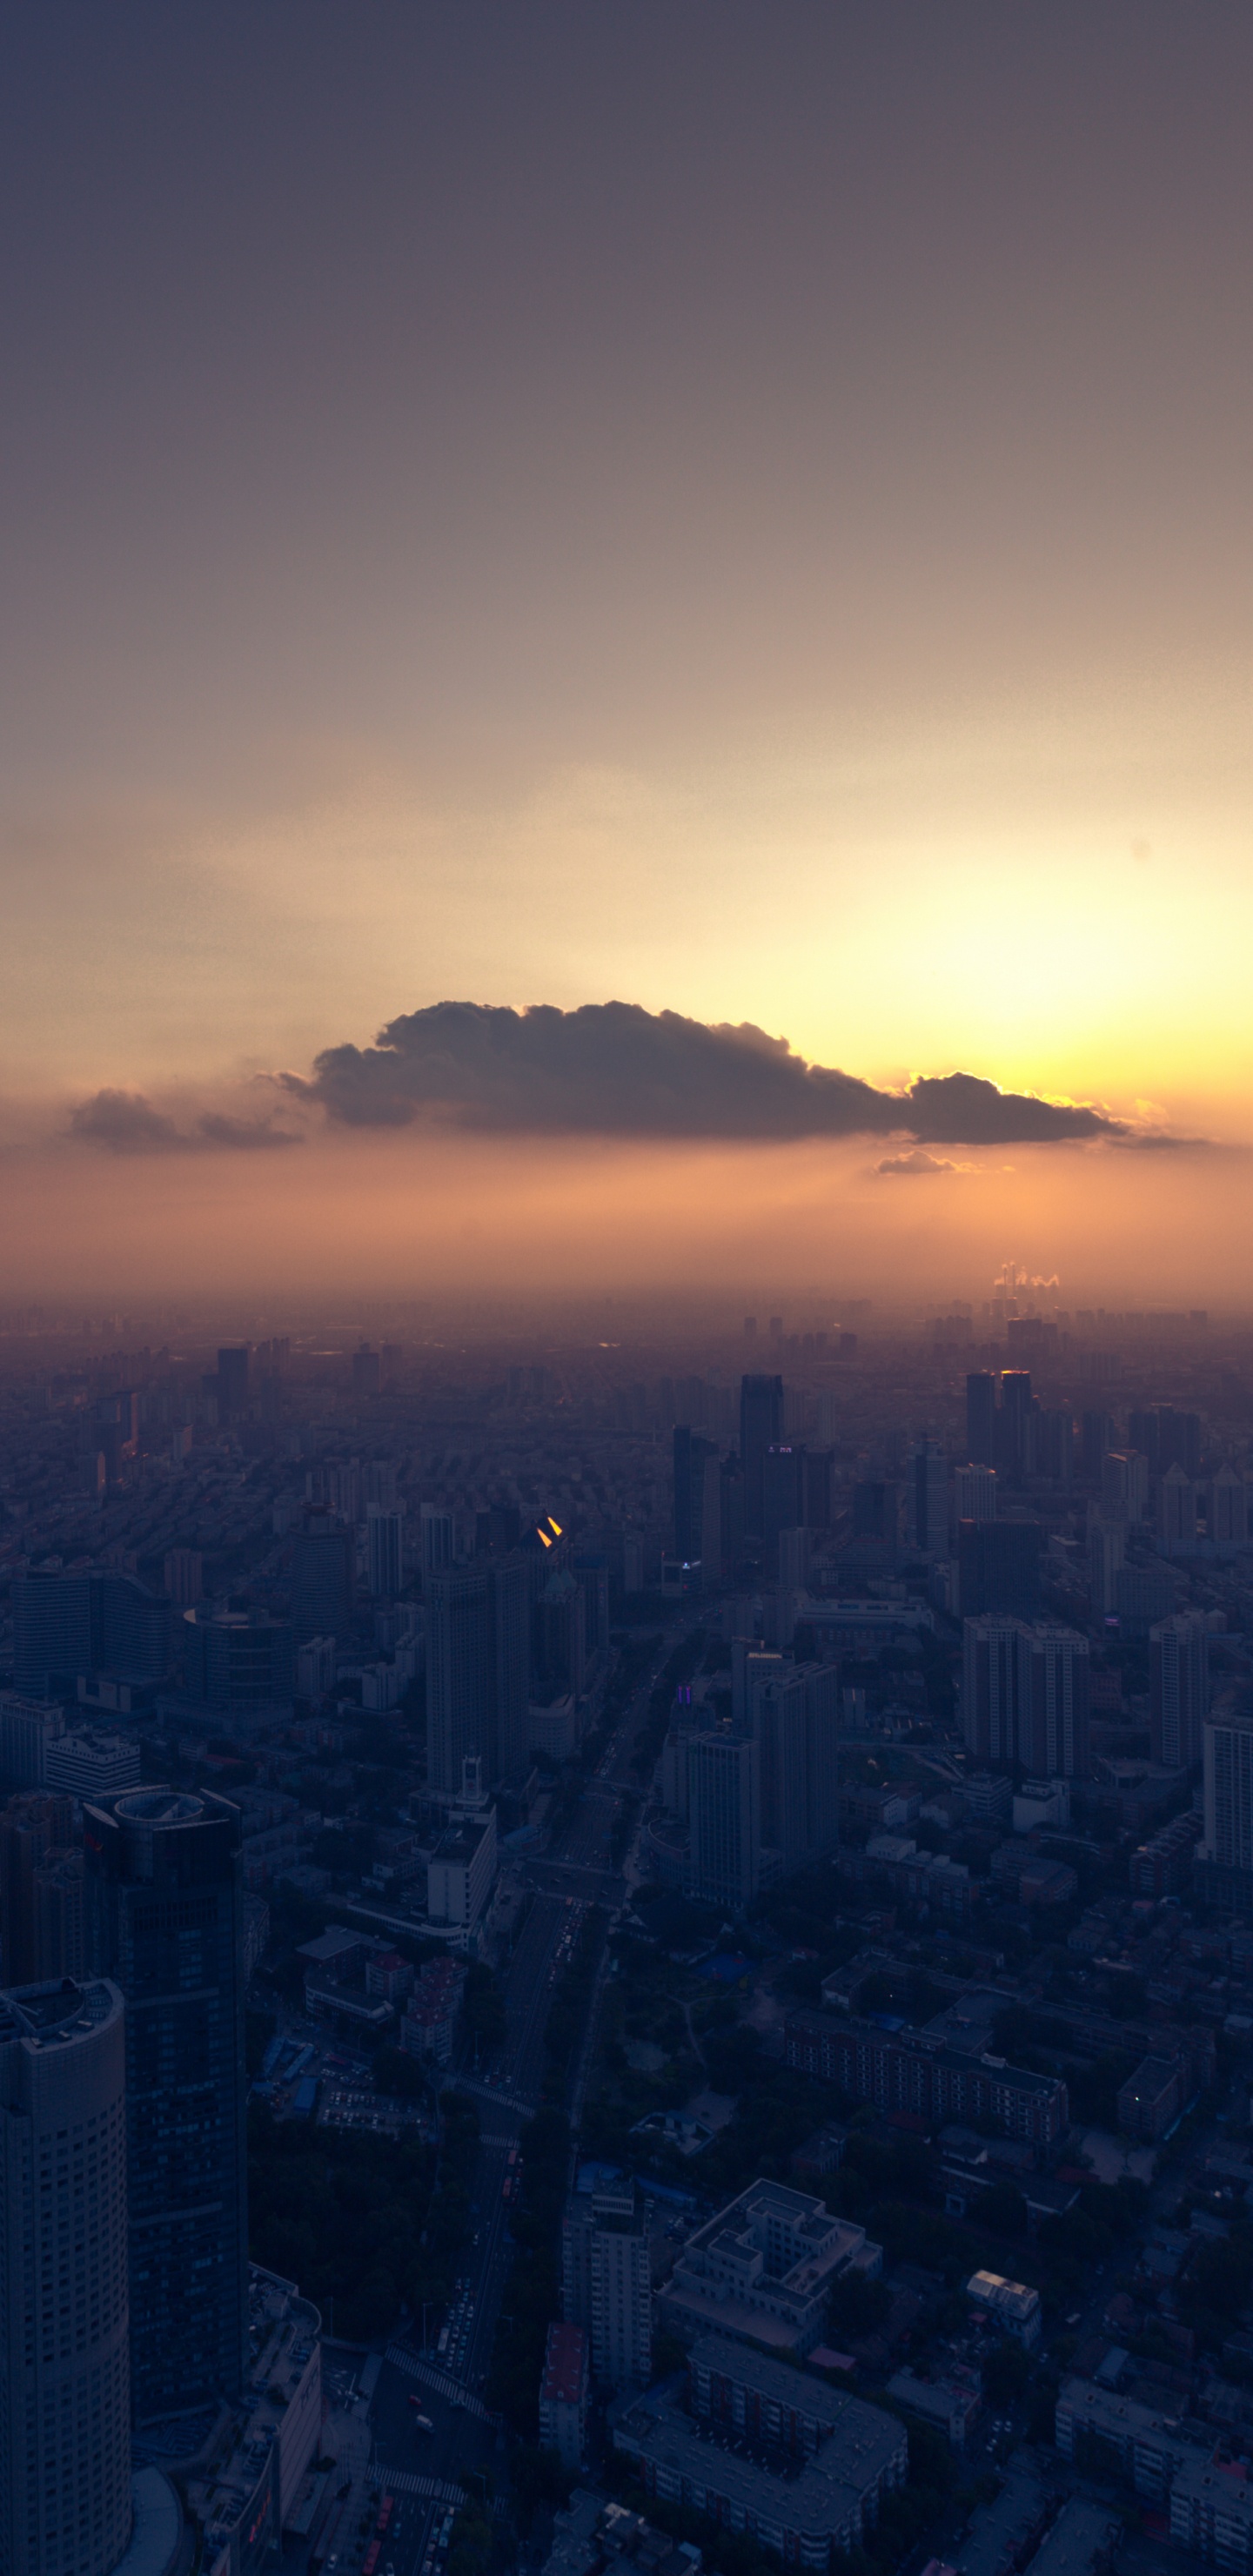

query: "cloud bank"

left=281, top=1001, right=1123, bottom=1145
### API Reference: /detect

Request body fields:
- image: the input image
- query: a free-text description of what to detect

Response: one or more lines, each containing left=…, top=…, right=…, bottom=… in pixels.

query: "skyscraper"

left=1017, top=1625, right=1090, bottom=1781
left=84, top=1788, right=248, bottom=2423
left=954, top=1463, right=997, bottom=1523
left=1200, top=1702, right=1253, bottom=1887
left=425, top=1564, right=492, bottom=1796
left=13, top=1569, right=172, bottom=1698
left=910, top=1438, right=948, bottom=1554
left=966, top=1372, right=998, bottom=1467
left=291, top=1510, right=354, bottom=1642
left=216, top=1345, right=250, bottom=1422
left=957, top=1519, right=1042, bottom=1618
left=761, top=1444, right=805, bottom=1574
left=687, top=1732, right=760, bottom=1910
left=740, top=1373, right=783, bottom=1543
left=962, top=1618, right=1021, bottom=1770
left=1150, top=1614, right=1209, bottom=1769
left=673, top=1426, right=718, bottom=1566
left=562, top=2178, right=652, bottom=2387
left=0, top=1976, right=131, bottom=2576
left=366, top=1507, right=405, bottom=1599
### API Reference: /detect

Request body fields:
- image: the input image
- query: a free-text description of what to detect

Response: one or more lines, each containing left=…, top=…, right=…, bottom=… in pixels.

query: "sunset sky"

left=2, top=7, right=1250, bottom=1300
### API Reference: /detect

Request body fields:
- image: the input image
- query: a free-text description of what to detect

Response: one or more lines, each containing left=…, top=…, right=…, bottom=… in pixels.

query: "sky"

left=1, top=5, right=1250, bottom=1301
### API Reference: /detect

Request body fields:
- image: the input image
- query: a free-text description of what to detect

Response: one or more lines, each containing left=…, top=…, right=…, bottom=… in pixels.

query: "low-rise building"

left=612, top=2368, right=906, bottom=2571
left=1055, top=2376, right=1202, bottom=2500
left=1027, top=2499, right=1122, bottom=2576
left=659, top=2179, right=880, bottom=2361
left=539, top=2321, right=589, bottom=2470
left=785, top=2014, right=1069, bottom=2145
left=886, top=2369, right=982, bottom=2451
left=1171, top=2451, right=1253, bottom=2572
left=1117, top=2054, right=1184, bottom=2142
left=966, top=2271, right=1041, bottom=2347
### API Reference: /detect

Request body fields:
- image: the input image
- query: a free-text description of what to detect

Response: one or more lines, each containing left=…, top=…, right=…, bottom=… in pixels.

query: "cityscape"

left=2, top=12, right=1250, bottom=2576
left=4, top=1295, right=1253, bottom=2576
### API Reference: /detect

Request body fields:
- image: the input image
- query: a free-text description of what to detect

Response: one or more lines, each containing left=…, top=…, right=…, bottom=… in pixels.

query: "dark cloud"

left=70, top=1090, right=302, bottom=1155
left=876, top=1148, right=961, bottom=1177
left=284, top=1001, right=1125, bottom=1145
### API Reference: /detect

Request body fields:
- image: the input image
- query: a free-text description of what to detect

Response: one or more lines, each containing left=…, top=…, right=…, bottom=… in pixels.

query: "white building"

left=44, top=1730, right=141, bottom=1800
left=562, top=2180, right=652, bottom=2388
left=660, top=2178, right=880, bottom=2359
left=426, top=1806, right=497, bottom=1942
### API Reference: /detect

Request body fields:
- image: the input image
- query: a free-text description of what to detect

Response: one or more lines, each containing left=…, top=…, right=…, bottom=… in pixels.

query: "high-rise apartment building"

left=962, top=1620, right=1089, bottom=1778
left=366, top=1508, right=405, bottom=1600
left=910, top=1439, right=948, bottom=1554
left=750, top=1663, right=841, bottom=1871
left=1102, top=1450, right=1149, bottom=1522
left=1199, top=1703, right=1253, bottom=1889
left=290, top=1511, right=354, bottom=1642
left=1209, top=1464, right=1250, bottom=1551
left=1017, top=1626, right=1090, bottom=1780
left=673, top=1426, right=718, bottom=1568
left=1150, top=1614, right=1210, bottom=1770
left=740, top=1374, right=784, bottom=1543
left=84, top=1788, right=248, bottom=2423
left=163, top=1547, right=204, bottom=1606
left=420, top=1506, right=457, bottom=1580
left=687, top=1731, right=761, bottom=1910
left=562, top=2179, right=652, bottom=2387
left=0, top=1976, right=131, bottom=2576
left=762, top=1444, right=805, bottom=1574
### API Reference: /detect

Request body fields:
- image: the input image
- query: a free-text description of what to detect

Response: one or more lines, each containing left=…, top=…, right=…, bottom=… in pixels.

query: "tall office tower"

left=1035, top=1407, right=1074, bottom=1487
left=1133, top=1406, right=1203, bottom=1480
left=420, top=1505, right=457, bottom=1580
left=84, top=1788, right=248, bottom=2424
left=751, top=1662, right=841, bottom=1869
left=1088, top=1514, right=1126, bottom=1614
left=562, top=2179, right=652, bottom=2387
left=962, top=1618, right=1021, bottom=1768
left=957, top=1519, right=1042, bottom=1619
left=351, top=1345, right=381, bottom=1398
left=1081, top=1409, right=1116, bottom=1484
left=966, top=1372, right=999, bottom=1467
left=740, top=1373, right=784, bottom=1542
left=762, top=1444, right=805, bottom=1574
left=1201, top=1703, right=1253, bottom=1880
left=997, top=1372, right=1035, bottom=1480
left=291, top=1510, right=354, bottom=1642
left=163, top=1546, right=204, bottom=1605
left=491, top=1555, right=533, bottom=1780
left=1102, top=1449, right=1149, bottom=1522
left=719, top=1452, right=745, bottom=1577
left=910, top=1438, right=948, bottom=1554
left=0, top=1793, right=77, bottom=1984
left=216, top=1345, right=250, bottom=1422
left=13, top=1570, right=172, bottom=1698
left=954, top=1463, right=997, bottom=1523
left=673, top=1426, right=718, bottom=1564
left=533, top=1566, right=586, bottom=1702
left=425, top=1563, right=492, bottom=1795
left=1157, top=1463, right=1197, bottom=1556
left=1150, top=1613, right=1209, bottom=1769
left=366, top=1508, right=405, bottom=1600
left=1209, top=1465, right=1250, bottom=1550
left=687, top=1731, right=761, bottom=1910
left=1017, top=1625, right=1090, bottom=1780
left=0, top=1977, right=131, bottom=2576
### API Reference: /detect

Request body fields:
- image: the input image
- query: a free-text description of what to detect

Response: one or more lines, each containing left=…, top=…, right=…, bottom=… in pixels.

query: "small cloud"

left=68, top=1090, right=185, bottom=1154
left=876, top=1148, right=961, bottom=1177
left=69, top=1090, right=303, bottom=1154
